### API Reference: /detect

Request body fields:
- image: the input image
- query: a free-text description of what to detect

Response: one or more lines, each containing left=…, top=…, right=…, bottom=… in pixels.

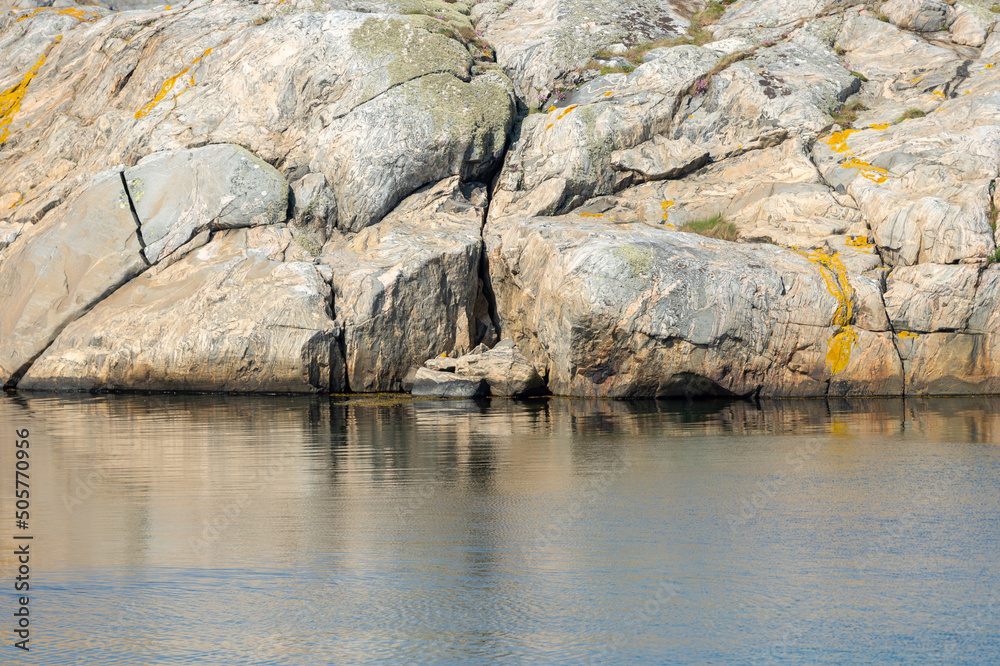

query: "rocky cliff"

left=3, top=0, right=1000, bottom=397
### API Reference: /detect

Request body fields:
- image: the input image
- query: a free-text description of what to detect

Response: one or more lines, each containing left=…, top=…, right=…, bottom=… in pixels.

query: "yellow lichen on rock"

left=868, top=123, right=891, bottom=130
left=799, top=248, right=857, bottom=374
left=16, top=7, right=101, bottom=22
left=556, top=104, right=578, bottom=120
left=0, top=37, right=60, bottom=144
left=661, top=200, right=674, bottom=221
left=845, top=235, right=871, bottom=248
left=841, top=157, right=888, bottom=183
left=897, top=330, right=919, bottom=339
left=135, top=47, right=214, bottom=119
left=825, top=128, right=857, bottom=153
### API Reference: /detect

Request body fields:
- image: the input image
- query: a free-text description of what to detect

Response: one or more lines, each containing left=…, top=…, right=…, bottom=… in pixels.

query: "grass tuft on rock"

left=677, top=214, right=739, bottom=241
left=831, top=99, right=867, bottom=127
left=896, top=108, right=926, bottom=123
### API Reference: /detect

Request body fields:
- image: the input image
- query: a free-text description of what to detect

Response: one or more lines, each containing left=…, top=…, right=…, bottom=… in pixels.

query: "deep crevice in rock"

left=119, top=170, right=151, bottom=266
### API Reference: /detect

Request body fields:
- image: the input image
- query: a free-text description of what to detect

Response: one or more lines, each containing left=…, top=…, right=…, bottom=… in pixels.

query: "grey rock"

left=484, top=212, right=902, bottom=398
left=124, top=144, right=288, bottom=264
left=411, top=367, right=487, bottom=398
left=322, top=178, right=484, bottom=392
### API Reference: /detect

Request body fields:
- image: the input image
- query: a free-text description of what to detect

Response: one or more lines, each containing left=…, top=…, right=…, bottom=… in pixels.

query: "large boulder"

left=19, top=227, right=343, bottom=392
left=0, top=169, right=145, bottom=387
left=473, top=0, right=695, bottom=106
left=321, top=178, right=487, bottom=392
left=880, top=0, right=954, bottom=33
left=484, top=212, right=903, bottom=398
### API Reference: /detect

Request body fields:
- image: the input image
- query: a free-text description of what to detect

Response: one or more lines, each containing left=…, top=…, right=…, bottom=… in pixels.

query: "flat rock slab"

left=411, top=367, right=487, bottom=398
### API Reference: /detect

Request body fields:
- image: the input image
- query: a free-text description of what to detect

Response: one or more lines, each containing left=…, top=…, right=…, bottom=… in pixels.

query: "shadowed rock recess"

left=4, top=0, right=1000, bottom=397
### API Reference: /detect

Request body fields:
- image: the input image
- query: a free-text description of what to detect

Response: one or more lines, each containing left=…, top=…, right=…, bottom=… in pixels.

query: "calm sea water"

left=1, top=394, right=998, bottom=664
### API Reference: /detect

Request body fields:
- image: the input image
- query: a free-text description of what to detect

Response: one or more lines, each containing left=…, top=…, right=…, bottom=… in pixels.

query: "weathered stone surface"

left=1, top=3, right=514, bottom=234
left=884, top=264, right=980, bottom=333
left=20, top=227, right=342, bottom=392
left=0, top=169, right=144, bottom=387
left=125, top=144, right=288, bottom=263
left=881, top=0, right=954, bottom=33
left=949, top=5, right=987, bottom=47
left=491, top=45, right=720, bottom=219
left=321, top=178, right=485, bottom=392
left=610, top=135, right=708, bottom=182
left=484, top=213, right=903, bottom=397
left=672, top=33, right=859, bottom=158
left=424, top=339, right=546, bottom=396
left=8, top=0, right=1000, bottom=399
left=411, top=367, right=487, bottom=398
left=473, top=0, right=697, bottom=106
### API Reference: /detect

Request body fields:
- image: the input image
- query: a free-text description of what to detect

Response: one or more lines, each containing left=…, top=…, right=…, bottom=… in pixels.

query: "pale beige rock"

left=0, top=169, right=145, bottom=387
left=881, top=0, right=954, bottom=33
left=949, top=5, right=987, bottom=47
left=20, top=228, right=342, bottom=392
left=424, top=339, right=545, bottom=396
left=610, top=135, right=708, bottom=182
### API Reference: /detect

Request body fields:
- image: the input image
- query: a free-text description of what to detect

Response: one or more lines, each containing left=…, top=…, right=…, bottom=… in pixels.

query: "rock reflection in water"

left=0, top=394, right=998, bottom=664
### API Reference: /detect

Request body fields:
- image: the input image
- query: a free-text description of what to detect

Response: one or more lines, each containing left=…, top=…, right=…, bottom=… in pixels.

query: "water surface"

left=1, top=395, right=998, bottom=664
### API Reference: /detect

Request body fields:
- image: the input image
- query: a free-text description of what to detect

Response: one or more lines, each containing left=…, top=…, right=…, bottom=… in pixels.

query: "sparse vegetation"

left=677, top=214, right=739, bottom=241
left=849, top=70, right=868, bottom=82
left=896, top=108, right=927, bottom=122
left=989, top=246, right=1000, bottom=263
left=835, top=46, right=847, bottom=56
left=877, top=13, right=890, bottom=21
left=991, top=3, right=1000, bottom=12
left=831, top=99, right=867, bottom=127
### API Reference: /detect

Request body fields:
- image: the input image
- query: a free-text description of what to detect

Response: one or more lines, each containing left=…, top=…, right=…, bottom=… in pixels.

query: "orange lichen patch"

left=845, top=235, right=871, bottom=248
left=579, top=212, right=606, bottom=218
left=933, top=90, right=946, bottom=98
left=897, top=330, right=919, bottom=339
left=841, top=157, right=888, bottom=184
left=604, top=91, right=613, bottom=97
left=16, top=6, right=102, bottom=22
left=556, top=105, right=578, bottom=120
left=912, top=76, right=922, bottom=83
left=825, top=128, right=857, bottom=153
left=799, top=248, right=857, bottom=374
left=0, top=37, right=60, bottom=144
left=547, top=105, right=556, bottom=112
left=986, top=63, right=995, bottom=70
left=661, top=200, right=674, bottom=221
left=868, top=122, right=891, bottom=130
left=545, top=124, right=553, bottom=130
left=135, top=47, right=214, bottom=119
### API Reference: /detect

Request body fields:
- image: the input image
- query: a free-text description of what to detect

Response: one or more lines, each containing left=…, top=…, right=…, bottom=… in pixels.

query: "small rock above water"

left=424, top=339, right=547, bottom=397
left=411, top=368, right=488, bottom=398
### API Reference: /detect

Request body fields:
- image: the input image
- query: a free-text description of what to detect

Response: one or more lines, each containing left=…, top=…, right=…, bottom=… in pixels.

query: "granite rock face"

left=5, top=0, right=1000, bottom=397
